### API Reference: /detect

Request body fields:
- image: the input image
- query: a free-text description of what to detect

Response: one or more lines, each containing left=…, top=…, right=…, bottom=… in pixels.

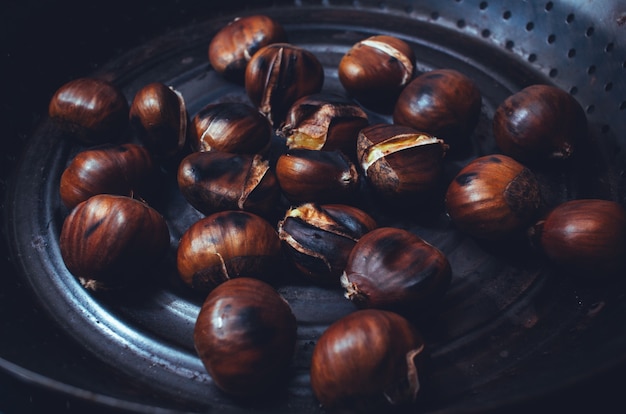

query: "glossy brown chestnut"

left=177, top=151, right=280, bottom=217
left=59, top=194, right=170, bottom=291
left=176, top=210, right=282, bottom=292
left=341, top=227, right=451, bottom=316
left=277, top=203, right=377, bottom=284
left=59, top=143, right=157, bottom=210
left=357, top=123, right=448, bottom=201
left=48, top=77, right=129, bottom=144
left=310, top=309, right=426, bottom=412
left=190, top=102, right=272, bottom=154
left=275, top=149, right=360, bottom=204
left=194, top=277, right=297, bottom=397
left=278, top=92, right=369, bottom=156
left=529, top=199, right=626, bottom=279
left=445, top=154, right=541, bottom=240
left=338, top=35, right=415, bottom=112
left=393, top=69, right=482, bottom=149
left=245, top=43, right=324, bottom=126
left=493, top=84, right=587, bottom=163
left=208, top=15, right=288, bottom=83
left=129, top=82, right=188, bottom=159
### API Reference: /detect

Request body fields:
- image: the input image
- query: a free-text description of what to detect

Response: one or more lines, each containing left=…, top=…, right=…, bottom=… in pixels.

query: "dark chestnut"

left=129, top=82, right=188, bottom=159
left=310, top=309, right=426, bottom=412
left=245, top=43, right=324, bottom=126
left=529, top=199, right=626, bottom=279
left=48, top=77, right=129, bottom=144
left=493, top=84, right=587, bottom=163
left=208, top=15, right=288, bottom=83
left=393, top=69, right=482, bottom=150
left=194, top=277, right=297, bottom=397
left=177, top=151, right=280, bottom=217
left=338, top=35, right=415, bottom=112
left=357, top=123, right=448, bottom=201
left=176, top=210, right=282, bottom=292
left=445, top=154, right=541, bottom=240
left=341, top=227, right=451, bottom=316
left=59, top=194, right=170, bottom=291
left=277, top=203, right=377, bottom=284
left=190, top=102, right=272, bottom=154
left=275, top=149, right=360, bottom=204
left=59, top=143, right=157, bottom=210
left=278, top=92, right=369, bottom=156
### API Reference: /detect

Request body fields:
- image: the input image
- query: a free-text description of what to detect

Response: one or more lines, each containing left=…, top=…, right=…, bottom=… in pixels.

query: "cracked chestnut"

left=177, top=151, right=280, bottom=217
left=341, top=227, right=452, bottom=317
left=190, top=102, right=272, bottom=154
left=493, top=84, right=587, bottom=163
left=529, top=199, right=626, bottom=279
left=48, top=77, right=129, bottom=144
left=445, top=154, right=541, bottom=240
left=277, top=203, right=377, bottom=284
left=194, top=277, right=297, bottom=397
left=310, top=309, right=426, bottom=413
left=208, top=15, right=287, bottom=83
left=176, top=210, right=282, bottom=293
left=59, top=194, right=170, bottom=291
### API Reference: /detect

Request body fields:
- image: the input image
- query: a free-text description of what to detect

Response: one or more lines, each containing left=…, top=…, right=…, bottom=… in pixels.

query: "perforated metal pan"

left=2, top=0, right=626, bottom=413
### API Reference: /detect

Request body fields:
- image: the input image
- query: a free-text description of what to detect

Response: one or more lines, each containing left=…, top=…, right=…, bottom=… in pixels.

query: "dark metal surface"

left=2, top=1, right=626, bottom=413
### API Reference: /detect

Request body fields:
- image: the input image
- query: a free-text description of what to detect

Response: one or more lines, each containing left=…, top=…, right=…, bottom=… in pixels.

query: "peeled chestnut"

left=48, top=77, right=129, bottom=144
left=59, top=194, right=170, bottom=291
left=275, top=149, right=360, bottom=204
left=529, top=199, right=626, bottom=279
left=129, top=82, right=188, bottom=159
left=341, top=227, right=451, bottom=317
left=190, top=102, right=272, bottom=154
left=357, top=123, right=448, bottom=201
left=310, top=309, right=426, bottom=412
left=177, top=151, right=280, bottom=217
left=493, top=84, right=587, bottom=163
left=208, top=15, right=288, bottom=83
left=393, top=69, right=482, bottom=150
left=194, top=277, right=297, bottom=397
left=278, top=92, right=369, bottom=156
left=176, top=210, right=282, bottom=292
left=338, top=35, right=415, bottom=112
left=445, top=154, right=541, bottom=240
left=245, top=43, right=324, bottom=126
left=59, top=143, right=157, bottom=210
left=277, top=203, right=377, bottom=284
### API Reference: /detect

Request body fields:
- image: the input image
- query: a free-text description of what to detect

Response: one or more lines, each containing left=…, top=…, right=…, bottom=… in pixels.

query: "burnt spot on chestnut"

left=455, top=172, right=478, bottom=186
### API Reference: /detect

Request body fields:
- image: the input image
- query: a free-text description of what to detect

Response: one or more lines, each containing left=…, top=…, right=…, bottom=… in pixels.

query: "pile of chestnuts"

left=50, top=12, right=625, bottom=413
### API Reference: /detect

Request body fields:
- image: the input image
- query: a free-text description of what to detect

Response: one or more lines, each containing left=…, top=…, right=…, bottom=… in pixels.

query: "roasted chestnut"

left=190, top=102, right=272, bottom=154
left=278, top=92, right=369, bottom=156
left=59, top=194, right=170, bottom=291
left=48, top=77, right=129, bottom=144
left=277, top=203, right=377, bottom=284
left=245, top=43, right=324, bottom=126
left=59, top=143, right=157, bottom=210
left=493, top=84, right=588, bottom=163
left=208, top=15, right=288, bottom=83
left=176, top=210, right=282, bottom=292
left=338, top=35, right=415, bottom=112
left=129, top=82, right=188, bottom=159
left=341, top=227, right=451, bottom=316
left=393, top=69, right=482, bottom=150
left=194, top=277, right=297, bottom=397
left=177, top=151, right=280, bottom=217
left=529, top=199, right=626, bottom=279
left=275, top=149, right=360, bottom=204
left=310, top=309, right=426, bottom=412
left=445, top=154, right=541, bottom=240
left=357, top=124, right=448, bottom=201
